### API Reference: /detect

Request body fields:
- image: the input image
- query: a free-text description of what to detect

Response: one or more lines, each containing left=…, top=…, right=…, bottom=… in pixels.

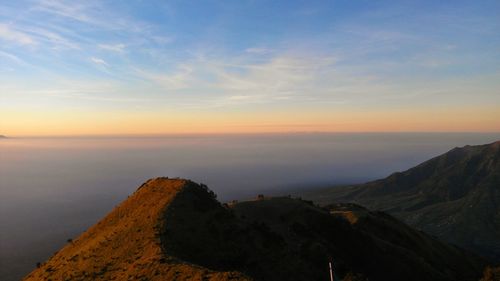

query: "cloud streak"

left=1, top=0, right=499, bottom=134
left=0, top=24, right=36, bottom=45
left=34, top=0, right=97, bottom=25
left=98, top=43, right=126, bottom=53
left=90, top=57, right=109, bottom=67
left=0, top=50, right=27, bottom=65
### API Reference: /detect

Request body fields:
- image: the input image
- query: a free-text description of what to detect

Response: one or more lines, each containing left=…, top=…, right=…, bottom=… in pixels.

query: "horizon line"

left=3, top=131, right=500, bottom=139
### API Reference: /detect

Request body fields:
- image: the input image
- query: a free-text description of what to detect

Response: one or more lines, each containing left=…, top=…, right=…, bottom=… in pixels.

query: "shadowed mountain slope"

left=306, top=141, right=500, bottom=261
left=24, top=178, right=485, bottom=281
left=231, top=199, right=485, bottom=281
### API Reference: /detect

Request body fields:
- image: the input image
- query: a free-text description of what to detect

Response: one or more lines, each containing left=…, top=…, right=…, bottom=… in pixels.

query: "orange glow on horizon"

left=1, top=105, right=499, bottom=137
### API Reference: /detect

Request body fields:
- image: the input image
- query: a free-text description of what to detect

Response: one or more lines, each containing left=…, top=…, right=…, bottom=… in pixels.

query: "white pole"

left=329, top=261, right=334, bottom=281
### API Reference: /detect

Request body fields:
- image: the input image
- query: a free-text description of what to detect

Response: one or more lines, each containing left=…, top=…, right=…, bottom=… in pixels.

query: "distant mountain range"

left=24, top=178, right=486, bottom=281
left=306, top=141, right=500, bottom=262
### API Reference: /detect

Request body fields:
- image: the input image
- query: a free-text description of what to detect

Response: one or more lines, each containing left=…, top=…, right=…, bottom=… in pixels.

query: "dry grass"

left=23, top=178, right=251, bottom=281
left=22, top=178, right=487, bottom=281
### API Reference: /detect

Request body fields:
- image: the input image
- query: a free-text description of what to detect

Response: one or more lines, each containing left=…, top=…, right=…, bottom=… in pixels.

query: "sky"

left=0, top=0, right=499, bottom=136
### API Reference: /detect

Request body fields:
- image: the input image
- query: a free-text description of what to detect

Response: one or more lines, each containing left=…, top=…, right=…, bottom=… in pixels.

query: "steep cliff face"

left=24, top=178, right=486, bottom=281
left=307, top=141, right=500, bottom=261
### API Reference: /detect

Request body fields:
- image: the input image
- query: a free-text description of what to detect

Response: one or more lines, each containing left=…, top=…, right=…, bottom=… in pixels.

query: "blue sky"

left=0, top=0, right=499, bottom=135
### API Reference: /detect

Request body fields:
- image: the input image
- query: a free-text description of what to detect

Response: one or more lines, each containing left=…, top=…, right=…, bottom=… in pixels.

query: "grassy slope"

left=24, top=178, right=486, bottom=281
left=305, top=141, right=500, bottom=261
left=23, top=178, right=250, bottom=281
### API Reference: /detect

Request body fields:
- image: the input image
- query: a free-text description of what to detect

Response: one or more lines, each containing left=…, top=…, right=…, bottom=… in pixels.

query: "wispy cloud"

left=151, top=36, right=174, bottom=45
left=245, top=47, right=272, bottom=54
left=34, top=0, right=153, bottom=33
left=228, top=95, right=253, bottom=100
left=1, top=0, right=499, bottom=134
left=135, top=64, right=195, bottom=91
left=130, top=54, right=364, bottom=108
left=98, top=43, right=126, bottom=53
left=34, top=0, right=96, bottom=25
left=211, top=56, right=337, bottom=100
left=21, top=26, right=80, bottom=49
left=0, top=77, right=143, bottom=103
left=0, top=50, right=26, bottom=65
left=0, top=24, right=36, bottom=45
left=90, top=57, right=109, bottom=67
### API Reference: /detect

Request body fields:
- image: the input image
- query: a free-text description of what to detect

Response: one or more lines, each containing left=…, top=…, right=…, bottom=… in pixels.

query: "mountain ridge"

left=24, top=177, right=486, bottom=281
left=24, top=178, right=251, bottom=281
left=305, top=141, right=500, bottom=261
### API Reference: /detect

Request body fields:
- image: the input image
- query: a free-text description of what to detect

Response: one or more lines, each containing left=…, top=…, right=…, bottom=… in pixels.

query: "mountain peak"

left=24, top=178, right=250, bottom=281
left=25, top=178, right=486, bottom=281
